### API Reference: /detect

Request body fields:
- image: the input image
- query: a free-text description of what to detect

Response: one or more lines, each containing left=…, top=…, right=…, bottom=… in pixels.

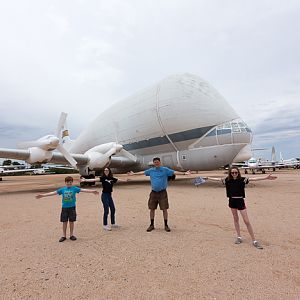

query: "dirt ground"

left=0, top=170, right=299, bottom=299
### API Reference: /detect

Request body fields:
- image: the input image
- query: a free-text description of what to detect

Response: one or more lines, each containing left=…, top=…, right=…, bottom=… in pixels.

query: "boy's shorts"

left=148, top=190, right=169, bottom=210
left=60, top=207, right=77, bottom=222
left=228, top=198, right=246, bottom=210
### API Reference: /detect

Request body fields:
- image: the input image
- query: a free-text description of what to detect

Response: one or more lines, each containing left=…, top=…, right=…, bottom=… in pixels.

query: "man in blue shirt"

left=143, top=157, right=189, bottom=232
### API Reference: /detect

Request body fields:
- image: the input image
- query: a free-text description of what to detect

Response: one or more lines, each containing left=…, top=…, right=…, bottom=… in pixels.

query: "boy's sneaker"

left=103, top=225, right=112, bottom=231
left=235, top=237, right=242, bottom=244
left=59, top=237, right=66, bottom=242
left=70, top=235, right=77, bottom=241
left=253, top=241, right=263, bottom=249
left=165, top=225, right=171, bottom=232
left=111, top=224, right=120, bottom=228
left=146, top=224, right=155, bottom=232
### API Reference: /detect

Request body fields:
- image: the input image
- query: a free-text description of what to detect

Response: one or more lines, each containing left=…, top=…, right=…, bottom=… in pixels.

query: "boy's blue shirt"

left=144, top=166, right=174, bottom=192
left=57, top=186, right=81, bottom=208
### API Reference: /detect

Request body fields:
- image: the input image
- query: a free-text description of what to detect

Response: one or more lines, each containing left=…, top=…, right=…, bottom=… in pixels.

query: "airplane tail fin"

left=271, top=146, right=276, bottom=162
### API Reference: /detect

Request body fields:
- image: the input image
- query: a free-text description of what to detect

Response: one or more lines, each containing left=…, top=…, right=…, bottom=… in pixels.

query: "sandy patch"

left=0, top=170, right=299, bottom=299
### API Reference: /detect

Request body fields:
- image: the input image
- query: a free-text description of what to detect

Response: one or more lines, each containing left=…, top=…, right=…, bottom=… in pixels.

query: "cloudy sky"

left=0, top=0, right=299, bottom=160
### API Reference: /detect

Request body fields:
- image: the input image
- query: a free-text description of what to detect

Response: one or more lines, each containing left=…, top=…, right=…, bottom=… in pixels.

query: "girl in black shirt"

left=81, top=167, right=128, bottom=231
left=206, top=167, right=276, bottom=249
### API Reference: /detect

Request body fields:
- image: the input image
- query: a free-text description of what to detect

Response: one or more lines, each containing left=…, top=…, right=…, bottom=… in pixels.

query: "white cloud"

left=46, top=12, right=71, bottom=37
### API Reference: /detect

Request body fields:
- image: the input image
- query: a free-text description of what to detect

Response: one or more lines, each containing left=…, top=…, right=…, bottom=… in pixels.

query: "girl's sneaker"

left=235, top=237, right=242, bottom=244
left=103, top=225, right=111, bottom=231
left=111, top=224, right=119, bottom=228
left=253, top=241, right=263, bottom=249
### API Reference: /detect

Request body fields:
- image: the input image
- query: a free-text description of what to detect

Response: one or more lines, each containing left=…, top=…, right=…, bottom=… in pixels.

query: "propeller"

left=17, top=113, right=78, bottom=168
left=57, top=144, right=78, bottom=168
left=56, top=112, right=68, bottom=137
left=119, top=148, right=137, bottom=162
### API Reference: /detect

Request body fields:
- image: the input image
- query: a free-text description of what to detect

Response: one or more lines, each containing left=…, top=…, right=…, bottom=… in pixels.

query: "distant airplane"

left=0, top=164, right=26, bottom=170
left=0, top=167, right=46, bottom=175
left=279, top=153, right=300, bottom=169
left=242, top=157, right=273, bottom=174
left=0, top=73, right=253, bottom=180
left=240, top=146, right=299, bottom=174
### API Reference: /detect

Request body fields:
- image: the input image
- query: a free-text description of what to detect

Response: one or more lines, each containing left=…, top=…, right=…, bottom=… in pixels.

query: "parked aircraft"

left=0, top=73, right=253, bottom=179
left=0, top=164, right=26, bottom=169
left=240, top=146, right=298, bottom=174
left=241, top=157, right=272, bottom=174
left=279, top=153, right=300, bottom=169
left=0, top=167, right=45, bottom=175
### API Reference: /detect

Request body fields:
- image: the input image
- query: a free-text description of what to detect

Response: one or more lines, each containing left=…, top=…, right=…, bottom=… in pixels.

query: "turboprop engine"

left=17, top=113, right=78, bottom=168
left=84, top=142, right=123, bottom=170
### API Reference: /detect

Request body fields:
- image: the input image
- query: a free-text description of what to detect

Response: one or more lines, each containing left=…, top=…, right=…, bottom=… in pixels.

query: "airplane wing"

left=51, top=152, right=138, bottom=168
left=0, top=147, right=138, bottom=170
left=232, top=162, right=248, bottom=168
left=242, top=165, right=277, bottom=170
left=0, top=148, right=30, bottom=161
left=0, top=113, right=139, bottom=175
left=51, top=152, right=89, bottom=165
left=0, top=148, right=91, bottom=165
left=0, top=168, right=41, bottom=174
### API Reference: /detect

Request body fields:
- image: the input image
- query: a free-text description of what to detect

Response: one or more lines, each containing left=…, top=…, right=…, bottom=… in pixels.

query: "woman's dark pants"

left=101, top=192, right=116, bottom=225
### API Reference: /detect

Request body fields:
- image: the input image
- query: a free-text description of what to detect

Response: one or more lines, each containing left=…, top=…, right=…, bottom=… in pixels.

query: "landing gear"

left=80, top=174, right=96, bottom=187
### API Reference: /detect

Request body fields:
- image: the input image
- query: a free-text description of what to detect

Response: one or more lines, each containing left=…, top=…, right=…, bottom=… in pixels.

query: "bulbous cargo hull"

left=71, top=73, right=252, bottom=170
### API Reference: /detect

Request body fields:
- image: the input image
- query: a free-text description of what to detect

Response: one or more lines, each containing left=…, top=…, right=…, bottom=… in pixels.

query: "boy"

left=36, top=176, right=99, bottom=242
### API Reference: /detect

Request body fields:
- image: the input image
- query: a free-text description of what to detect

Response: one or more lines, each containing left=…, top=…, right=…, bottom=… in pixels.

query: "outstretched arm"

left=174, top=170, right=191, bottom=175
left=117, top=177, right=130, bottom=182
left=80, top=177, right=100, bottom=183
left=248, top=174, right=277, bottom=182
left=36, top=191, right=57, bottom=199
left=80, top=189, right=99, bottom=195
left=127, top=171, right=145, bottom=176
left=205, top=176, right=224, bottom=182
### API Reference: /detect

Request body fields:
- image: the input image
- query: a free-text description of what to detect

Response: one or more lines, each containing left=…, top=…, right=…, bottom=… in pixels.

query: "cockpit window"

left=217, top=120, right=251, bottom=133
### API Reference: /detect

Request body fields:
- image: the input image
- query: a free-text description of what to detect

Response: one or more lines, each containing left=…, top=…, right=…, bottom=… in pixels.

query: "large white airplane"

left=0, top=73, right=252, bottom=179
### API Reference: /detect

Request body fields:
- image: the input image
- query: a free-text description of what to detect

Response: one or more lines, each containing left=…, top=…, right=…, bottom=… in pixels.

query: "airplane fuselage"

left=70, top=74, right=252, bottom=172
